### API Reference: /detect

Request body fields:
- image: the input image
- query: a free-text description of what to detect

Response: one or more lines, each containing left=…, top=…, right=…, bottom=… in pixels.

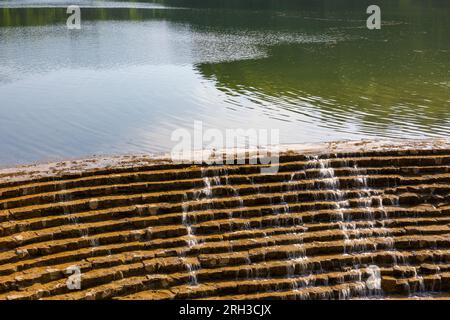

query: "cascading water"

left=176, top=153, right=433, bottom=298
left=56, top=184, right=98, bottom=248
left=302, top=156, right=389, bottom=298
left=179, top=170, right=217, bottom=286
left=306, top=156, right=353, bottom=250
left=181, top=194, right=198, bottom=248
left=180, top=167, right=242, bottom=286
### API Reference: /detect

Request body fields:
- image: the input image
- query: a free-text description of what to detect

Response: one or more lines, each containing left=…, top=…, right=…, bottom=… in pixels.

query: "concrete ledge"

left=1, top=138, right=449, bottom=185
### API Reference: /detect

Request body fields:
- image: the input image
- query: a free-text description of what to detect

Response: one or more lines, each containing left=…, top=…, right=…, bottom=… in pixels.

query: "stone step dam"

left=0, top=139, right=449, bottom=300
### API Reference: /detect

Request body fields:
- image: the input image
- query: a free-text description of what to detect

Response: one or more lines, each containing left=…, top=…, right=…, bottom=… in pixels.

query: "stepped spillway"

left=0, top=139, right=450, bottom=300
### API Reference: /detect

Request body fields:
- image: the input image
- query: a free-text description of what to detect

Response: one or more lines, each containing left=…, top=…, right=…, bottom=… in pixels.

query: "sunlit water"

left=0, top=0, right=449, bottom=166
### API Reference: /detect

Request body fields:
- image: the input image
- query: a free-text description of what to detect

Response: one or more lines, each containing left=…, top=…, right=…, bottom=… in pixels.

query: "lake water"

left=0, top=0, right=449, bottom=166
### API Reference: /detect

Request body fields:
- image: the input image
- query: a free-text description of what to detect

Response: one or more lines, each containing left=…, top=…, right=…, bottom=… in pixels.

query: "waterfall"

left=181, top=194, right=198, bottom=248
left=306, top=156, right=352, bottom=248
left=56, top=183, right=98, bottom=248
left=180, top=167, right=241, bottom=286
left=304, top=156, right=387, bottom=298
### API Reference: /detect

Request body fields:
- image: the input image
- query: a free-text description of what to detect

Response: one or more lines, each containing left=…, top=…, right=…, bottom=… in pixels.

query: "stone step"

left=7, top=250, right=450, bottom=300
left=381, top=272, right=450, bottom=294
left=1, top=224, right=448, bottom=282
left=1, top=170, right=449, bottom=212
left=0, top=170, right=396, bottom=209
left=381, top=293, right=450, bottom=300
left=200, top=283, right=378, bottom=300
left=2, top=198, right=446, bottom=247
left=0, top=192, right=396, bottom=235
left=126, top=265, right=450, bottom=300
left=1, top=202, right=448, bottom=264
left=0, top=169, right=409, bottom=210
left=2, top=208, right=448, bottom=255
left=2, top=204, right=448, bottom=263
left=198, top=274, right=444, bottom=300
left=1, top=171, right=449, bottom=223
left=0, top=196, right=443, bottom=239
left=0, top=231, right=450, bottom=298
left=0, top=255, right=198, bottom=296
left=1, top=153, right=449, bottom=200
left=90, top=269, right=376, bottom=300
left=3, top=206, right=443, bottom=258
left=0, top=184, right=393, bottom=222
left=381, top=263, right=450, bottom=278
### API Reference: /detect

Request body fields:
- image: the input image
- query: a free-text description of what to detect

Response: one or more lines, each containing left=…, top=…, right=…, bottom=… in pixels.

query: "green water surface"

left=0, top=0, right=448, bottom=165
